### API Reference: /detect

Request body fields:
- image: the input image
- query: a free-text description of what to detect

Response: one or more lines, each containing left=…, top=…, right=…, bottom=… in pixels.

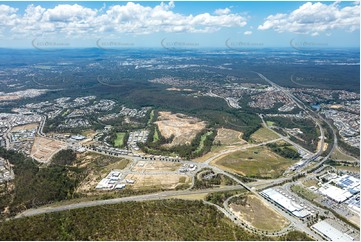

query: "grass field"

left=213, top=147, right=296, bottom=178
left=266, top=121, right=275, bottom=126
left=331, top=148, right=358, bottom=162
left=302, top=179, right=319, bottom=188
left=291, top=185, right=319, bottom=201
left=335, top=165, right=360, bottom=173
left=153, top=128, right=159, bottom=142
left=195, top=131, right=213, bottom=153
left=230, top=194, right=289, bottom=231
left=114, top=132, right=126, bottom=147
left=250, top=127, right=279, bottom=143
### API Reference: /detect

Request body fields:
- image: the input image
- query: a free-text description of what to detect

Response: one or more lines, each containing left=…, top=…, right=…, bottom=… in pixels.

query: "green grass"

left=291, top=185, right=318, bottom=201
left=266, top=121, right=275, bottom=126
left=153, top=128, right=159, bottom=142
left=195, top=131, right=213, bottom=153
left=215, top=147, right=296, bottom=179
left=331, top=148, right=357, bottom=162
left=147, top=110, right=155, bottom=126
left=114, top=132, right=125, bottom=147
left=250, top=127, right=279, bottom=143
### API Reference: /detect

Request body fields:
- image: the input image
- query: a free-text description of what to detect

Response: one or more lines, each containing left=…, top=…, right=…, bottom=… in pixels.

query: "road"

left=10, top=73, right=342, bottom=240
left=255, top=72, right=337, bottom=170
left=15, top=185, right=245, bottom=218
left=203, top=137, right=284, bottom=165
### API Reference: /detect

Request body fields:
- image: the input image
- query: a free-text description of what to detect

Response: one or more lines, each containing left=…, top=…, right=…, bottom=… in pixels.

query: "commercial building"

left=261, top=188, right=311, bottom=218
left=311, top=220, right=354, bottom=241
left=319, top=184, right=353, bottom=203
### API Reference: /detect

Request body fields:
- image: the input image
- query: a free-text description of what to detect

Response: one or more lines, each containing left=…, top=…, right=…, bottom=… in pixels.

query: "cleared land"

left=31, top=137, right=66, bottom=163
left=132, top=160, right=181, bottom=173
left=155, top=111, right=206, bottom=147
left=76, top=152, right=130, bottom=193
left=230, top=194, right=289, bottom=231
left=125, top=174, right=191, bottom=190
left=250, top=127, right=279, bottom=143
left=214, top=128, right=246, bottom=145
left=11, top=123, right=38, bottom=132
left=213, top=146, right=296, bottom=178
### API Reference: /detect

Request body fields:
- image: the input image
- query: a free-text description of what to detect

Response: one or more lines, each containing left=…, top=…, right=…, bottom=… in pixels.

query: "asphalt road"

left=15, top=185, right=245, bottom=218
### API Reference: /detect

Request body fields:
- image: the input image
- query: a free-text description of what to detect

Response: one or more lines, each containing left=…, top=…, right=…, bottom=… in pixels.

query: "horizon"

left=0, top=1, right=359, bottom=48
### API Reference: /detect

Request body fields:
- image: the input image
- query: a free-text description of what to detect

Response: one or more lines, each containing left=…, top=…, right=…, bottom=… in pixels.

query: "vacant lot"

left=11, top=123, right=38, bottom=132
left=250, top=127, right=279, bottom=143
left=230, top=194, right=289, bottom=231
left=214, top=128, right=246, bottom=145
left=331, top=147, right=358, bottom=162
left=31, top=137, right=66, bottom=163
left=76, top=152, right=130, bottom=193
left=213, top=147, right=296, bottom=178
left=125, top=174, right=191, bottom=190
left=155, top=111, right=206, bottom=147
left=132, top=160, right=181, bottom=173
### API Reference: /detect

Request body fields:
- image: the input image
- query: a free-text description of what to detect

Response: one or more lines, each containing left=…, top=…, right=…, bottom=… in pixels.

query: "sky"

left=0, top=1, right=359, bottom=49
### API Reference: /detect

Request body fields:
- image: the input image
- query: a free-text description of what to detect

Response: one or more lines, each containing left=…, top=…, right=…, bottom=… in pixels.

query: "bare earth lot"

left=230, top=194, right=289, bottom=231
left=31, top=137, right=66, bottom=163
left=155, top=111, right=206, bottom=147
left=214, top=128, right=246, bottom=145
left=125, top=174, right=191, bottom=190
left=132, top=160, right=181, bottom=173
left=11, top=123, right=38, bottom=132
left=76, top=152, right=130, bottom=194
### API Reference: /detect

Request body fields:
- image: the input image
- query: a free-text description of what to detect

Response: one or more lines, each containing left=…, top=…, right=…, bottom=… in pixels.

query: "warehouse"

left=261, top=188, right=311, bottom=218
left=319, top=184, right=353, bottom=203
left=311, top=220, right=354, bottom=241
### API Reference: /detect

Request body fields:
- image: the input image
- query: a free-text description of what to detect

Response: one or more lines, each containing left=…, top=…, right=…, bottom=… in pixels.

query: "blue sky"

left=0, top=1, right=359, bottom=48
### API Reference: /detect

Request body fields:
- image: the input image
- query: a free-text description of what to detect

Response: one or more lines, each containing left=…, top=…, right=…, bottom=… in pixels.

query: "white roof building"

left=311, top=220, right=354, bottom=241
left=319, top=184, right=353, bottom=203
left=261, top=188, right=311, bottom=218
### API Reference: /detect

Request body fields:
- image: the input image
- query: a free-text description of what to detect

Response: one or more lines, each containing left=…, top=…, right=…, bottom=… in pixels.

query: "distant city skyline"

left=0, top=1, right=359, bottom=48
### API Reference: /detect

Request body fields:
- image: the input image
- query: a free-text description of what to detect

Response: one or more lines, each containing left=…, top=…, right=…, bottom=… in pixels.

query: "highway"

left=255, top=72, right=337, bottom=170
left=9, top=72, right=344, bottom=240
left=15, top=185, right=245, bottom=218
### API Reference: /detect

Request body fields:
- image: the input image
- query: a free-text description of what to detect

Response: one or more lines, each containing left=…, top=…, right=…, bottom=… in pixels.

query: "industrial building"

left=311, top=220, right=354, bottom=241
left=261, top=188, right=311, bottom=218
left=95, top=170, right=125, bottom=190
left=319, top=184, right=353, bottom=203
left=318, top=174, right=360, bottom=203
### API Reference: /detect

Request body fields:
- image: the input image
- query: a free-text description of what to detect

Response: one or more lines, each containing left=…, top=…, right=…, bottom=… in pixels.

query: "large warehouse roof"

left=311, top=220, right=354, bottom=241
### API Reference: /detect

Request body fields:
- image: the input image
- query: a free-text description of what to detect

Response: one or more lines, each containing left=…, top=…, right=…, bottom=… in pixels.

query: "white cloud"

left=244, top=31, right=252, bottom=35
left=0, top=2, right=247, bottom=37
left=258, top=2, right=360, bottom=35
left=214, top=8, right=231, bottom=15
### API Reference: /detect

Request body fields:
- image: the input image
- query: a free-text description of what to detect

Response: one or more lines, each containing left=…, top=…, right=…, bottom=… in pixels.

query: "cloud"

left=258, top=2, right=360, bottom=35
left=0, top=2, right=247, bottom=37
left=244, top=31, right=252, bottom=35
left=214, top=8, right=231, bottom=15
